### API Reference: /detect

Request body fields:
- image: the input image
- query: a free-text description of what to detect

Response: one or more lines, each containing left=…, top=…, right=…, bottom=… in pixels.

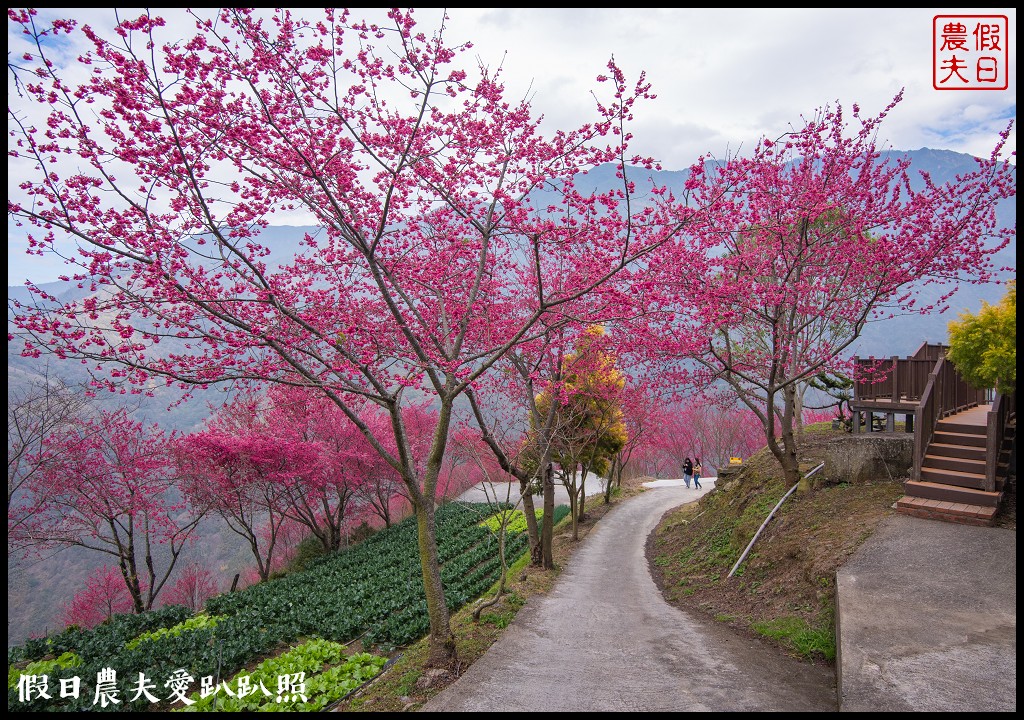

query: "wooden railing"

left=912, top=359, right=941, bottom=482
left=854, top=356, right=937, bottom=403
left=855, top=341, right=1009, bottom=491
left=911, top=356, right=989, bottom=481
left=854, top=342, right=951, bottom=404
left=985, top=392, right=1015, bottom=492
left=911, top=341, right=947, bottom=361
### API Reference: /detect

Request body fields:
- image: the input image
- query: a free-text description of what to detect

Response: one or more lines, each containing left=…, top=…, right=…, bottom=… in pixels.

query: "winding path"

left=420, top=481, right=837, bottom=712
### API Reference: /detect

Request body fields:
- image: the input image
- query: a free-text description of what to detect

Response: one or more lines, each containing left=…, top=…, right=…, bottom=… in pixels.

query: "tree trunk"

left=414, top=497, right=456, bottom=668
left=542, top=463, right=555, bottom=569
left=764, top=388, right=803, bottom=490
left=794, top=380, right=806, bottom=449
left=520, top=477, right=542, bottom=566
left=784, top=383, right=811, bottom=493
left=121, top=555, right=145, bottom=615
left=604, top=455, right=619, bottom=503
left=578, top=467, right=588, bottom=522
left=568, top=468, right=581, bottom=541
left=409, top=393, right=458, bottom=669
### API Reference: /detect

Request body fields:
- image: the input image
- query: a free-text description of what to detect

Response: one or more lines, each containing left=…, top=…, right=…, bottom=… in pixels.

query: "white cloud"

left=429, top=7, right=1016, bottom=164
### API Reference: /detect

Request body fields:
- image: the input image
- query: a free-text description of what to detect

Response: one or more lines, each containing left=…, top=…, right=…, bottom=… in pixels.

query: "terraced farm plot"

left=8, top=501, right=565, bottom=712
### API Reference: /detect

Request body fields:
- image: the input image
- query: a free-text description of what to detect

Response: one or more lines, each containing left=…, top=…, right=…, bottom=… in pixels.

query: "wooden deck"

left=851, top=341, right=1012, bottom=526
left=947, top=404, right=991, bottom=427
left=896, top=402, right=1007, bottom=526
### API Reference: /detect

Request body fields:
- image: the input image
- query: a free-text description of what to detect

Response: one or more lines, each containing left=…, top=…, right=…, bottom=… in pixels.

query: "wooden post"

left=985, top=408, right=998, bottom=493
left=891, top=355, right=900, bottom=402
left=912, top=405, right=925, bottom=481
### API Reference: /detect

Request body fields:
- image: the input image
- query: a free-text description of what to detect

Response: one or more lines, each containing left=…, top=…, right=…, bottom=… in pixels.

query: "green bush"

left=287, top=535, right=329, bottom=573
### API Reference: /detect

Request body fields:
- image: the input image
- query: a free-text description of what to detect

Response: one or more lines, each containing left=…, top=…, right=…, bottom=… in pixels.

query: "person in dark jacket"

left=683, top=457, right=693, bottom=489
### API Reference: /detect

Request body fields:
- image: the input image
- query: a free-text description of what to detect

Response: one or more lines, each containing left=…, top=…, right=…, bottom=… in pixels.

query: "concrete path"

left=836, top=515, right=1016, bottom=712
left=421, top=480, right=837, bottom=712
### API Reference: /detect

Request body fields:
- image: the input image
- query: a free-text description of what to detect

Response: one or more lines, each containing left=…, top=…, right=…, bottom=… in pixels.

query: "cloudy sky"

left=434, top=7, right=1016, bottom=166
left=7, top=8, right=1017, bottom=285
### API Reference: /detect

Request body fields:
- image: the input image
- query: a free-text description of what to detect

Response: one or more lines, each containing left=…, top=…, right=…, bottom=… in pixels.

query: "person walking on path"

left=693, top=458, right=703, bottom=489
left=683, top=457, right=694, bottom=489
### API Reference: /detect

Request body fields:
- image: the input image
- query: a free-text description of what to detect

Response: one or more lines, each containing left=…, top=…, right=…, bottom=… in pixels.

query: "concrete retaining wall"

left=816, top=435, right=913, bottom=485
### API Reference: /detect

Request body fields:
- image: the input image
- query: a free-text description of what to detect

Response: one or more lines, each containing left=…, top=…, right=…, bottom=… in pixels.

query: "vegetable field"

left=8, top=502, right=567, bottom=711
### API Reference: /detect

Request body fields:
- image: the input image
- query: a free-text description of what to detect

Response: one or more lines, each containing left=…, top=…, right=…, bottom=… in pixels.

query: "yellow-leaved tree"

left=533, top=326, right=628, bottom=540
left=947, top=280, right=1016, bottom=394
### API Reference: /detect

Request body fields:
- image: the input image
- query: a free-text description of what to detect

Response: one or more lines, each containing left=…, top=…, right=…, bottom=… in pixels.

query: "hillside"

left=9, top=426, right=1014, bottom=711
left=7, top=502, right=568, bottom=711
left=646, top=423, right=1016, bottom=663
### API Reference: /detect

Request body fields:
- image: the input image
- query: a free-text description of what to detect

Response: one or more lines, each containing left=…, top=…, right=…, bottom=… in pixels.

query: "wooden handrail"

left=913, top=359, right=941, bottom=482
left=854, top=357, right=939, bottom=403
left=985, top=392, right=1014, bottom=493
left=985, top=394, right=1001, bottom=492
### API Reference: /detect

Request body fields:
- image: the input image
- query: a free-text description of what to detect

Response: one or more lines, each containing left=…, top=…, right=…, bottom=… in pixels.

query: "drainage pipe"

left=727, top=462, right=825, bottom=578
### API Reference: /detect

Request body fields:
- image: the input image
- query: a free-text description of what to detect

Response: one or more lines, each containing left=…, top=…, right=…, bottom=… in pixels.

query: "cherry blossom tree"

left=264, top=385, right=371, bottom=552
left=653, top=400, right=769, bottom=477
left=352, top=452, right=409, bottom=530
left=645, top=95, right=1016, bottom=490
left=438, top=425, right=502, bottom=501
left=8, top=9, right=698, bottom=665
left=9, top=408, right=202, bottom=613
left=269, top=388, right=442, bottom=544
left=160, top=561, right=218, bottom=612
left=175, top=394, right=303, bottom=582
left=59, top=565, right=136, bottom=630
left=606, top=380, right=663, bottom=497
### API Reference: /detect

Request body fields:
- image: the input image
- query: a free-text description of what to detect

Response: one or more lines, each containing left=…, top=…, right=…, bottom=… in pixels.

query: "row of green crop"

left=8, top=502, right=564, bottom=712
left=479, top=506, right=571, bottom=536
left=179, top=638, right=387, bottom=712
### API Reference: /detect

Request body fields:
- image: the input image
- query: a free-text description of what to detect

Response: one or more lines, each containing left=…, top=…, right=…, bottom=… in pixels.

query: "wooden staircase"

left=896, top=406, right=1010, bottom=526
